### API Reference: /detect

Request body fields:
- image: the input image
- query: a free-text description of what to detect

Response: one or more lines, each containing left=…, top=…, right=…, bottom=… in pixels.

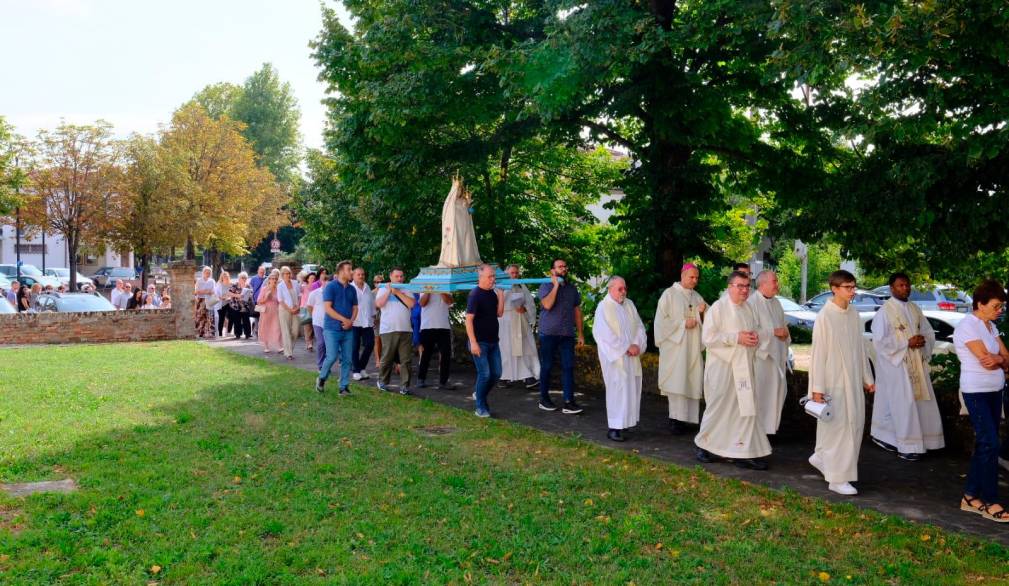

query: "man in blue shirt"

left=317, top=260, right=358, bottom=395
left=536, top=258, right=585, bottom=414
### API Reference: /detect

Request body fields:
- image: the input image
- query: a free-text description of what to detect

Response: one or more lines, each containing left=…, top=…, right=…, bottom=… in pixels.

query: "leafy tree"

left=772, top=240, right=845, bottom=302
left=230, top=64, right=302, bottom=190
left=305, top=0, right=625, bottom=280
left=0, top=117, right=28, bottom=215
left=514, top=0, right=831, bottom=296
left=192, top=82, right=243, bottom=120
left=770, top=0, right=1009, bottom=285
left=158, top=103, right=286, bottom=260
left=109, top=135, right=184, bottom=287
left=28, top=122, right=121, bottom=290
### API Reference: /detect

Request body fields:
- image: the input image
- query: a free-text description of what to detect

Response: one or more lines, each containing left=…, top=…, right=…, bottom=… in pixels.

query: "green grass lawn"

left=0, top=342, right=1006, bottom=584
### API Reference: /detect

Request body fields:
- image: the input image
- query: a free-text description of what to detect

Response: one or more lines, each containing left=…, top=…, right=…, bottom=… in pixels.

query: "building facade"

left=0, top=224, right=133, bottom=275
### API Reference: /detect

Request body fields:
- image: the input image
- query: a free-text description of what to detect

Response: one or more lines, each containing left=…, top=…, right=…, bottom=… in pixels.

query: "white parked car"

left=860, top=309, right=964, bottom=369
left=44, top=268, right=94, bottom=291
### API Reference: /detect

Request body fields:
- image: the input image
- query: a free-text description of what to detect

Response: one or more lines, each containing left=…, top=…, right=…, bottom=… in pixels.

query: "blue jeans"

left=320, top=328, right=354, bottom=390
left=472, top=342, right=502, bottom=412
left=539, top=335, right=575, bottom=402
left=313, top=326, right=327, bottom=370
left=964, top=390, right=1003, bottom=503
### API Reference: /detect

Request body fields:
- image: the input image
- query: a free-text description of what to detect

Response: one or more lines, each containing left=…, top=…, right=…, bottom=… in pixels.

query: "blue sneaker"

left=474, top=408, right=491, bottom=418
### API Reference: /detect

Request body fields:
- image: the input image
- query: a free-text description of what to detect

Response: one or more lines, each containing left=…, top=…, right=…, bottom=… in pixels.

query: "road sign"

left=270, top=239, right=281, bottom=253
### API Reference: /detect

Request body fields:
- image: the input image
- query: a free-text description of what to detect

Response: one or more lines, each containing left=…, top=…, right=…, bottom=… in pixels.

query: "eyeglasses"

left=729, top=284, right=749, bottom=289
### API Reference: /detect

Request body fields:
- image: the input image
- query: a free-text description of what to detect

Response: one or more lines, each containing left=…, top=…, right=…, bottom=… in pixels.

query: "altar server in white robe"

left=748, top=270, right=791, bottom=435
left=499, top=264, right=540, bottom=385
left=869, top=272, right=944, bottom=460
left=654, top=263, right=708, bottom=434
left=593, top=277, right=647, bottom=443
left=808, top=270, right=876, bottom=496
left=694, top=271, right=772, bottom=470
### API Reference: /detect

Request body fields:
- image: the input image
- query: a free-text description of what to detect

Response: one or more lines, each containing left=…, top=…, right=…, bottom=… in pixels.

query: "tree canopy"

left=301, top=0, right=626, bottom=280
left=770, top=0, right=1009, bottom=285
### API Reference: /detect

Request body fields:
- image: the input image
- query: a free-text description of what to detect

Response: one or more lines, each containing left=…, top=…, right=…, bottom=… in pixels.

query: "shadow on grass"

left=0, top=343, right=1007, bottom=585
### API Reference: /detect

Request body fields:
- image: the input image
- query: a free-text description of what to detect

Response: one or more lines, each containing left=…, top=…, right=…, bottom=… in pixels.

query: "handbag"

left=299, top=307, right=312, bottom=325
left=254, top=303, right=267, bottom=313
left=799, top=395, right=834, bottom=422
left=205, top=295, right=220, bottom=308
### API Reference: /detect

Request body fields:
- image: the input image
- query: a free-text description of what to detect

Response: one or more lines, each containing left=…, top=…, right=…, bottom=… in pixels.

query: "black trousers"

left=217, top=306, right=230, bottom=336
left=418, top=328, right=452, bottom=385
left=352, top=326, right=375, bottom=373
left=233, top=311, right=252, bottom=339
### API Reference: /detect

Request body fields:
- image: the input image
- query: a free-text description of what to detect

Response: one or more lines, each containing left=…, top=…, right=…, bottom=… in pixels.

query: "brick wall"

left=0, top=309, right=181, bottom=345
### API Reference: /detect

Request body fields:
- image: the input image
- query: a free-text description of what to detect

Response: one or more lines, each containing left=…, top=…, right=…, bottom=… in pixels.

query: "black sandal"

left=961, top=494, right=985, bottom=515
left=981, top=503, right=1009, bottom=523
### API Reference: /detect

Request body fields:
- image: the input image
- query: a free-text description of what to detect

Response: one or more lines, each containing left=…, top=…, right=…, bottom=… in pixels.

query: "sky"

left=0, top=0, right=351, bottom=150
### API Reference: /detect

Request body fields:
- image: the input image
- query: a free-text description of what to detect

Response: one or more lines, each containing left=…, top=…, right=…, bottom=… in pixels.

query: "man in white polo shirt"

left=418, top=291, right=456, bottom=389
left=351, top=267, right=376, bottom=380
left=375, top=268, right=416, bottom=395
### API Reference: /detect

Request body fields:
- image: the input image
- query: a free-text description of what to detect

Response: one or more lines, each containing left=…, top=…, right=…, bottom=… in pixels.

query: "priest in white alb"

left=747, top=270, right=791, bottom=435
left=654, top=263, right=708, bottom=435
left=694, top=270, right=771, bottom=470
left=499, top=264, right=540, bottom=386
left=869, top=272, right=945, bottom=460
left=592, top=277, right=647, bottom=443
left=808, top=270, right=876, bottom=496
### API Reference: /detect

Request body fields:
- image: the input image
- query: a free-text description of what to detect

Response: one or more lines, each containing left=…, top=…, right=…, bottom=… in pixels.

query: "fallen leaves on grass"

left=135, top=509, right=145, bottom=517
left=818, top=571, right=830, bottom=582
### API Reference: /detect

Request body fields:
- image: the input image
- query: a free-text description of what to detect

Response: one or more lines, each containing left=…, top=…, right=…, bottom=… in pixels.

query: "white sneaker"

left=828, top=482, right=858, bottom=496
left=808, top=453, right=824, bottom=475
left=999, top=457, right=1009, bottom=472
left=352, top=372, right=363, bottom=381
left=359, top=372, right=370, bottom=380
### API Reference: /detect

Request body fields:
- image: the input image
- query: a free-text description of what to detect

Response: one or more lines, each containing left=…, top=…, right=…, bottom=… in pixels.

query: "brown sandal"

left=982, top=503, right=1009, bottom=523
left=961, top=494, right=985, bottom=515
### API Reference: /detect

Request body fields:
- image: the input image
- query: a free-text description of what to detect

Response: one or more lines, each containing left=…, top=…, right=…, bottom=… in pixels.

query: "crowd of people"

left=2, top=277, right=172, bottom=312
left=192, top=259, right=1009, bottom=522
left=595, top=263, right=1009, bottom=523
left=109, top=279, right=172, bottom=311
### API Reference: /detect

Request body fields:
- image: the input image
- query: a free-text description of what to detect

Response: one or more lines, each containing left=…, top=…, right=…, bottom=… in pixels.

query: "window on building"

left=15, top=244, right=47, bottom=254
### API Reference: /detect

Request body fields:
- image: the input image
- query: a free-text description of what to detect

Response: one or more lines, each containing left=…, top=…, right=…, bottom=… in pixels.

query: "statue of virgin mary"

left=437, top=176, right=482, bottom=268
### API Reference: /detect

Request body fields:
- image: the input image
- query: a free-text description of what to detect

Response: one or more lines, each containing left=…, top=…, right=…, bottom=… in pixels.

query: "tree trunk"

left=185, top=235, right=195, bottom=261
left=210, top=247, right=221, bottom=273
left=481, top=169, right=504, bottom=263
left=67, top=232, right=79, bottom=292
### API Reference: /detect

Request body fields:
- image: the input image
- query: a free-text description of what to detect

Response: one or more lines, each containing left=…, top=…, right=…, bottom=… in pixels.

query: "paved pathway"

left=205, top=337, right=1009, bottom=545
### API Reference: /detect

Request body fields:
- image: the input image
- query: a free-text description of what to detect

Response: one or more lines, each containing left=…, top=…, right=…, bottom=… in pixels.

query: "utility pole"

left=15, top=205, right=21, bottom=281
left=13, top=149, right=22, bottom=281
left=795, top=240, right=809, bottom=304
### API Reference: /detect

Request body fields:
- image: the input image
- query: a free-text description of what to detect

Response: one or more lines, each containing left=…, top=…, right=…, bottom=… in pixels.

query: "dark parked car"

left=34, top=292, right=116, bottom=313
left=92, top=267, right=140, bottom=288
left=803, top=290, right=888, bottom=313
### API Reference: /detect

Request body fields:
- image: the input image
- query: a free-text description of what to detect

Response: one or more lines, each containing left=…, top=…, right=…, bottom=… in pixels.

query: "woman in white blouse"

left=193, top=266, right=216, bottom=338
left=276, top=266, right=302, bottom=359
left=214, top=271, right=233, bottom=337
left=954, top=279, right=1009, bottom=523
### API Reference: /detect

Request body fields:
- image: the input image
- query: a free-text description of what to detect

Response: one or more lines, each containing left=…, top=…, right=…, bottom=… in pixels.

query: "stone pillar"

left=168, top=261, right=196, bottom=339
